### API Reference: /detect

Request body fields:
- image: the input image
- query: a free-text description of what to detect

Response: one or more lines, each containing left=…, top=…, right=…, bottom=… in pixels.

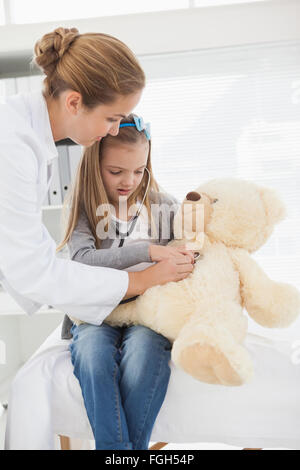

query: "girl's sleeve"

left=68, top=209, right=152, bottom=270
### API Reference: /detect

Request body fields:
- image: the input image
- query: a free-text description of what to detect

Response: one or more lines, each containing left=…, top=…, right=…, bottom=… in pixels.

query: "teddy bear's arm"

left=229, top=248, right=300, bottom=328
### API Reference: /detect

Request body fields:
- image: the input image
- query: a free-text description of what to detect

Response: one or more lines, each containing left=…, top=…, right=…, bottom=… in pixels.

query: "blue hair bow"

left=119, top=115, right=151, bottom=140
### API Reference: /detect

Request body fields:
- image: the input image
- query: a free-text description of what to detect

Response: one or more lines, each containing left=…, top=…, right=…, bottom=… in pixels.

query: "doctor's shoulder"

left=0, top=93, right=39, bottom=150
left=0, top=104, right=38, bottom=179
left=0, top=94, right=30, bottom=134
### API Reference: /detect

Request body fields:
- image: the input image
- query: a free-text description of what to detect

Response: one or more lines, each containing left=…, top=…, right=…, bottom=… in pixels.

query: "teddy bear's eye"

left=212, top=199, right=218, bottom=204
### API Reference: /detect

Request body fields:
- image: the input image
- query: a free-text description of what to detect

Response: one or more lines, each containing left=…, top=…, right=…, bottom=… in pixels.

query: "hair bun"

left=33, top=27, right=80, bottom=76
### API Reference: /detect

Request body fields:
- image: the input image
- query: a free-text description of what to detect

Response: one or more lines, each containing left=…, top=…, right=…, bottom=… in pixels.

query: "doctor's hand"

left=124, top=257, right=194, bottom=299
left=149, top=244, right=195, bottom=265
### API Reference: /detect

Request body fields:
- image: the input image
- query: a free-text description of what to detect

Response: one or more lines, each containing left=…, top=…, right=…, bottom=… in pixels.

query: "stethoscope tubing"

left=111, top=167, right=151, bottom=246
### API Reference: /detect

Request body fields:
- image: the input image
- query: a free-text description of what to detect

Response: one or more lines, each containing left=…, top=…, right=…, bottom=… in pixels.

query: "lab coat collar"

left=24, top=89, right=58, bottom=164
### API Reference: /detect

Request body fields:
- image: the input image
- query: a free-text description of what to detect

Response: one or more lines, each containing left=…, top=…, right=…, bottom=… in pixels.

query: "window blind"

left=136, top=41, right=300, bottom=340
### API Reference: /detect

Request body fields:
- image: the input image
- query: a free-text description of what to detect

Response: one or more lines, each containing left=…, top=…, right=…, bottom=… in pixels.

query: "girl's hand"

left=149, top=244, right=195, bottom=265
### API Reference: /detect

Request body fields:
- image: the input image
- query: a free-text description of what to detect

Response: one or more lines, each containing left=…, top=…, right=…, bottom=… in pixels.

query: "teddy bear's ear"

left=260, top=186, right=287, bottom=226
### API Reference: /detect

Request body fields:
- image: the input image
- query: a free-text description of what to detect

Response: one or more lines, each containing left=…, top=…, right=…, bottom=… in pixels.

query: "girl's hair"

left=32, top=27, right=145, bottom=107
left=56, top=114, right=160, bottom=252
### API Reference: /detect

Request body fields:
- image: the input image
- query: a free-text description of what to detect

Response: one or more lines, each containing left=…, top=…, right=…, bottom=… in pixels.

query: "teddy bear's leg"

left=172, top=315, right=254, bottom=386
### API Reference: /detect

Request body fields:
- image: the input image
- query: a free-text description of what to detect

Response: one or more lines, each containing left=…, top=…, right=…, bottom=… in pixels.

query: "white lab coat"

left=0, top=90, right=129, bottom=323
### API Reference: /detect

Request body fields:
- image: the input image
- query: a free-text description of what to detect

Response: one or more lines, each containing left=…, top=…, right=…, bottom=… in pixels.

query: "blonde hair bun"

left=31, top=27, right=145, bottom=108
left=33, top=27, right=80, bottom=76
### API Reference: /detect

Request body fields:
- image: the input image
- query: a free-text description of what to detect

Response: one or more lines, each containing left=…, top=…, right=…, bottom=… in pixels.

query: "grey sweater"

left=61, top=189, right=180, bottom=339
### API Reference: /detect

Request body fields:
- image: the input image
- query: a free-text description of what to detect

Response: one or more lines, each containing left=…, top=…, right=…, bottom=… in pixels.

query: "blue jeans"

left=69, top=322, right=171, bottom=450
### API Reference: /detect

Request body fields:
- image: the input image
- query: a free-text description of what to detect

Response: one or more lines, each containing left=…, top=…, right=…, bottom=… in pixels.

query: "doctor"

left=0, top=27, right=194, bottom=324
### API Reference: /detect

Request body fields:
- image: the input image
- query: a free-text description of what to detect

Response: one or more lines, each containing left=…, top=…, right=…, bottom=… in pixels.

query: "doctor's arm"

left=0, top=141, right=137, bottom=324
left=0, top=143, right=193, bottom=323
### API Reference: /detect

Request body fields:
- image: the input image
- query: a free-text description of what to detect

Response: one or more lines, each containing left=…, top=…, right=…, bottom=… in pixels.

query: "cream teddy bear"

left=105, top=178, right=300, bottom=386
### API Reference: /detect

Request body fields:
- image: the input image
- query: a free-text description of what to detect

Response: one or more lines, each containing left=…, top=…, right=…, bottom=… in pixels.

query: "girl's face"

left=60, top=91, right=142, bottom=147
left=100, top=140, right=149, bottom=208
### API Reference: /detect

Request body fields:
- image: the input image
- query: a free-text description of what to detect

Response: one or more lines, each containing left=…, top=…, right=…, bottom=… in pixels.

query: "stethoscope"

left=112, top=167, right=204, bottom=258
left=115, top=167, right=202, bottom=304
left=193, top=252, right=202, bottom=261
left=111, top=167, right=151, bottom=248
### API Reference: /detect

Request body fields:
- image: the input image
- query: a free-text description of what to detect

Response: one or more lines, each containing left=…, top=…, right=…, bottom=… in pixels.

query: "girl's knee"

left=122, top=327, right=171, bottom=372
left=71, top=339, right=120, bottom=379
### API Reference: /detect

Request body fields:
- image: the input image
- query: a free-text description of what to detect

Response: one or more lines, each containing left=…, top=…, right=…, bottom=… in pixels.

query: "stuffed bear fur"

left=105, top=178, right=300, bottom=386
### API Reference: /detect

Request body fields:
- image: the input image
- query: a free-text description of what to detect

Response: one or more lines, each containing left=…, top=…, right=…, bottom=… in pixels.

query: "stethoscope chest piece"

left=193, top=252, right=203, bottom=262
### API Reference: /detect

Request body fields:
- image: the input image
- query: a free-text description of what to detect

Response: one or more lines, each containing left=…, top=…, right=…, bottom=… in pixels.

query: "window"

left=9, top=0, right=189, bottom=24
left=135, top=41, right=300, bottom=340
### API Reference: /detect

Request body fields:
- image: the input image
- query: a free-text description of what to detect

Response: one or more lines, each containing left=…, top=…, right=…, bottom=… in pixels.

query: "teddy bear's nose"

left=186, top=191, right=201, bottom=201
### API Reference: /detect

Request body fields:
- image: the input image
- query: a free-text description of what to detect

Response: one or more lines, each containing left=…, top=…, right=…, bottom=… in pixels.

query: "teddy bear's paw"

left=249, top=283, right=300, bottom=329
left=172, top=326, right=254, bottom=386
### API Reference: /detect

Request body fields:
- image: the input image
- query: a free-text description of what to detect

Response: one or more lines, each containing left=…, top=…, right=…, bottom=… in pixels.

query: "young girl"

left=57, top=114, right=195, bottom=450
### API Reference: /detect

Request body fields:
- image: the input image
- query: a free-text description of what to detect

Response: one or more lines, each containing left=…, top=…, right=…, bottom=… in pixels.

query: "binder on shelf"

left=42, top=191, right=50, bottom=206
left=68, top=144, right=83, bottom=182
left=58, top=145, right=71, bottom=202
left=42, top=206, right=64, bottom=246
left=49, top=157, right=62, bottom=206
